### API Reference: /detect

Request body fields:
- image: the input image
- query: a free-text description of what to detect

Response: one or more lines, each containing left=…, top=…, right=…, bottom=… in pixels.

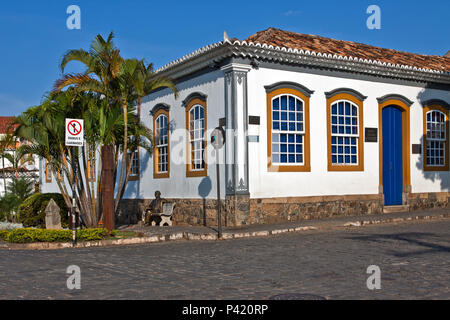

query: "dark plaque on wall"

left=365, top=128, right=378, bottom=142
left=249, top=116, right=260, bottom=125
left=412, top=144, right=422, bottom=154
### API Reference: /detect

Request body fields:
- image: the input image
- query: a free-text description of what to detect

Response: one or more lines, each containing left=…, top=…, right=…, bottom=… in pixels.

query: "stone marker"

left=45, top=199, right=62, bottom=230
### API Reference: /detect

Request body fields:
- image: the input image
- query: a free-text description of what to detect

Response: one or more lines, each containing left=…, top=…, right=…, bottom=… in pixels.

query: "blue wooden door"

left=382, top=107, right=403, bottom=205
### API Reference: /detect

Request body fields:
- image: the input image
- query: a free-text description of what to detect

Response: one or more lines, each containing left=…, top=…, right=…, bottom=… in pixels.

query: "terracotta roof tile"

left=245, top=28, right=450, bottom=72
left=0, top=116, right=17, bottom=134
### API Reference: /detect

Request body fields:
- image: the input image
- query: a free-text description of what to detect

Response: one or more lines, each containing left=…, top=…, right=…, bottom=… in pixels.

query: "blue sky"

left=0, top=0, right=448, bottom=116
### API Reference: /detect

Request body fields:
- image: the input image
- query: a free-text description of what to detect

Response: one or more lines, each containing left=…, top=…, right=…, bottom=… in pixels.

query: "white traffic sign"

left=65, top=119, right=84, bottom=147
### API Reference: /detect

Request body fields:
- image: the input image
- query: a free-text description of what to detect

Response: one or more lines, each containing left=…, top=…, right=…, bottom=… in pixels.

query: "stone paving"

left=0, top=218, right=449, bottom=299
left=119, top=207, right=450, bottom=238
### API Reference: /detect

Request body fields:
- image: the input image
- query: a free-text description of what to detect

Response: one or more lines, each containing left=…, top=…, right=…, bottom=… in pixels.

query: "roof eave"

left=155, top=40, right=450, bottom=85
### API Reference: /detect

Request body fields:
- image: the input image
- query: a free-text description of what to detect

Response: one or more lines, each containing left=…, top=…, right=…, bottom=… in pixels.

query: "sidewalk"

left=2, top=208, right=448, bottom=250
left=121, top=207, right=450, bottom=240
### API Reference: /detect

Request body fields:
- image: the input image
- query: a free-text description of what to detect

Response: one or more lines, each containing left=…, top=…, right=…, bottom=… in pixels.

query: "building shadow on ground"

left=345, top=232, right=450, bottom=258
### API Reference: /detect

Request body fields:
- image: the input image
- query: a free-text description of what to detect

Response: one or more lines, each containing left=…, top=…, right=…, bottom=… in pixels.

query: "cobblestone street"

left=0, top=219, right=449, bottom=300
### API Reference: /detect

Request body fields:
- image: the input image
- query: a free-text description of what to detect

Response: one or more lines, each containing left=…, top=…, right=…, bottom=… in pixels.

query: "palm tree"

left=114, top=58, right=178, bottom=210
left=0, top=147, right=34, bottom=178
left=0, top=132, right=35, bottom=196
left=14, top=89, right=152, bottom=227
left=53, top=32, right=124, bottom=229
left=0, top=133, right=14, bottom=195
left=53, top=32, right=178, bottom=221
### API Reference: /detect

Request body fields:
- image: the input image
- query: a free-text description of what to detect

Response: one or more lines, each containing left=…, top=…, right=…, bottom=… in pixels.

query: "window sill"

left=154, top=172, right=170, bottom=179
left=268, top=164, right=311, bottom=172
left=186, top=168, right=208, bottom=177
left=423, top=165, right=449, bottom=172
left=328, top=164, right=364, bottom=172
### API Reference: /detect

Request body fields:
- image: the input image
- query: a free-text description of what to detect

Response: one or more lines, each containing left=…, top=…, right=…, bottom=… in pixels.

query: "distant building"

left=0, top=116, right=40, bottom=196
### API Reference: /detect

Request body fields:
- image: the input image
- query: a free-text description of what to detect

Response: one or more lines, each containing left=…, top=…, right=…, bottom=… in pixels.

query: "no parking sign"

left=65, top=119, right=84, bottom=147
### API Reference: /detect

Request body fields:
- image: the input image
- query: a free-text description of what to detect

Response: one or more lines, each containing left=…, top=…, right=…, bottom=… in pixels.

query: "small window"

left=45, top=161, right=52, bottom=183
left=156, top=114, right=169, bottom=173
left=423, top=106, right=449, bottom=171
left=56, top=166, right=63, bottom=182
left=130, top=151, right=139, bottom=176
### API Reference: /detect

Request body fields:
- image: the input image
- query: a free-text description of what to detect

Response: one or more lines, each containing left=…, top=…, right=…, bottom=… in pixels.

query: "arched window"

left=326, top=89, right=366, bottom=171
left=185, top=96, right=207, bottom=177
left=423, top=105, right=449, bottom=171
left=153, top=109, right=170, bottom=178
left=265, top=83, right=312, bottom=172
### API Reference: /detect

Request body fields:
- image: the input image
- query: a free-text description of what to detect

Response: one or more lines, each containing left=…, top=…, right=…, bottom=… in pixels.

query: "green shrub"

left=77, top=228, right=108, bottom=241
left=7, top=228, right=40, bottom=243
left=17, top=193, right=69, bottom=228
left=0, top=230, right=11, bottom=241
left=6, top=228, right=114, bottom=243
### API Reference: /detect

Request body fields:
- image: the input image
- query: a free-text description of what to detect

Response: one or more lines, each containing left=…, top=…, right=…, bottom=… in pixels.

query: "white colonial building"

left=0, top=117, right=40, bottom=196
left=42, top=28, right=450, bottom=226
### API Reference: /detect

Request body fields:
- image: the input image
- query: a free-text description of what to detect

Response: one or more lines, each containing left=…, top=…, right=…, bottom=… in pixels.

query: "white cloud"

left=284, top=10, right=301, bottom=17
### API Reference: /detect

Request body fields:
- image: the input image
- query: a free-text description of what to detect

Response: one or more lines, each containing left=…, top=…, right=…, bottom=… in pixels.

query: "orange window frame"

left=423, top=105, right=449, bottom=171
left=56, top=167, right=63, bottom=182
left=186, top=98, right=208, bottom=177
left=326, top=93, right=364, bottom=171
left=267, top=88, right=311, bottom=172
left=45, top=161, right=52, bottom=183
left=153, top=109, right=170, bottom=179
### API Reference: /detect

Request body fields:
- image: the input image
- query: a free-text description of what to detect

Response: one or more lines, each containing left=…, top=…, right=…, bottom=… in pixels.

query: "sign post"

left=65, top=119, right=84, bottom=246
left=211, top=126, right=225, bottom=239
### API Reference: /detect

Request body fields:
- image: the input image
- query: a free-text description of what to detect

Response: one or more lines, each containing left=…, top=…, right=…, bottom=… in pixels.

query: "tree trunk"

left=2, top=157, right=6, bottom=196
left=115, top=102, right=129, bottom=215
left=101, top=145, right=115, bottom=233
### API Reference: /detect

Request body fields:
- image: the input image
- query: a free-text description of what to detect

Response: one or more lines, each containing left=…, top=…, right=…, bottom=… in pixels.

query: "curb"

left=1, top=213, right=448, bottom=251
left=342, top=212, right=450, bottom=227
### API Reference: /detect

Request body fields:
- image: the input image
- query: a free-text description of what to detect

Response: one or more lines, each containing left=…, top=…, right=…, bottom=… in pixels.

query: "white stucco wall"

left=247, top=67, right=450, bottom=198
left=125, top=69, right=226, bottom=200
left=40, top=154, right=99, bottom=195
left=39, top=65, right=450, bottom=201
